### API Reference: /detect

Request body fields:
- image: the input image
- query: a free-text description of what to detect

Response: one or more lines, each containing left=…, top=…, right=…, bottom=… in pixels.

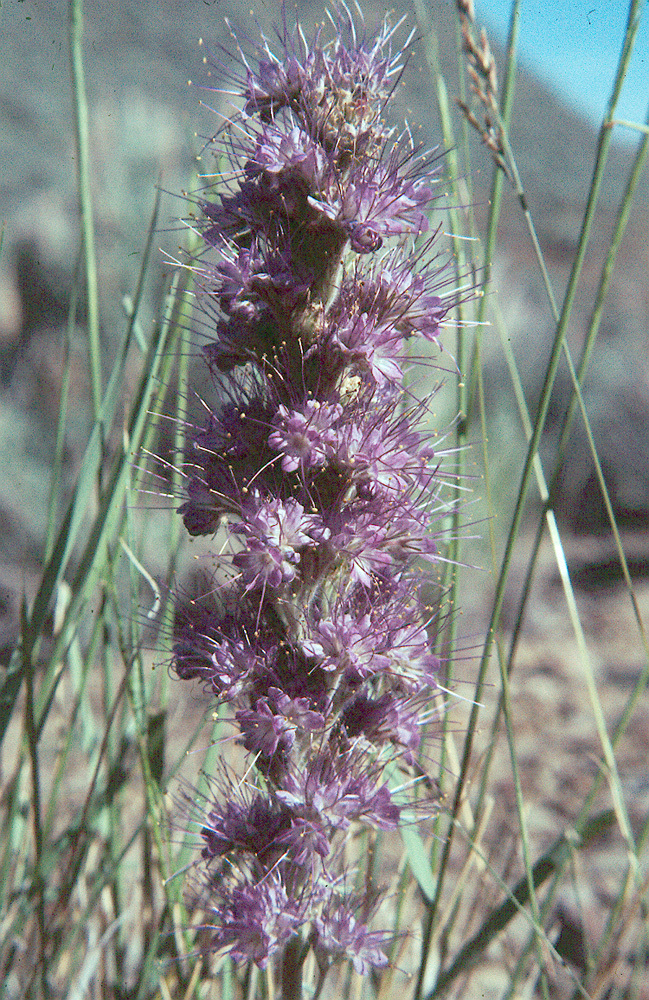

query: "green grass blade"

left=69, top=0, right=102, bottom=419
left=425, top=811, right=615, bottom=999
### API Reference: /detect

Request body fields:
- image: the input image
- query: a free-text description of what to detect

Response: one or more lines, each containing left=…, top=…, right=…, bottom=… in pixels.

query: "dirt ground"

left=441, top=526, right=649, bottom=998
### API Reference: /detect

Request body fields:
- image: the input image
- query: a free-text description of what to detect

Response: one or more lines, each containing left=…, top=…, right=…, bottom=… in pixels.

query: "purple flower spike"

left=164, top=4, right=466, bottom=993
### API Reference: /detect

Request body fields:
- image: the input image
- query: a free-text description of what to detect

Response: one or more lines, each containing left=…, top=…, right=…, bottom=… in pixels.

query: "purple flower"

left=302, top=613, right=390, bottom=680
left=308, top=150, right=434, bottom=251
left=247, top=125, right=329, bottom=187
left=172, top=597, right=259, bottom=699
left=164, top=4, right=464, bottom=989
left=341, top=693, right=423, bottom=760
left=313, top=897, right=390, bottom=975
left=268, top=401, right=342, bottom=472
left=276, top=752, right=401, bottom=832
left=209, top=240, right=313, bottom=324
left=204, top=872, right=304, bottom=969
left=231, top=495, right=330, bottom=591
left=235, top=9, right=412, bottom=155
left=276, top=816, right=331, bottom=866
left=336, top=407, right=437, bottom=495
left=201, top=787, right=290, bottom=864
left=237, top=699, right=297, bottom=757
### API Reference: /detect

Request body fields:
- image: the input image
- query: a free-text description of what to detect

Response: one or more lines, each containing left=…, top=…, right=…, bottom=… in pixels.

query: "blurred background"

left=2, top=4, right=649, bottom=995
left=1, top=0, right=648, bottom=638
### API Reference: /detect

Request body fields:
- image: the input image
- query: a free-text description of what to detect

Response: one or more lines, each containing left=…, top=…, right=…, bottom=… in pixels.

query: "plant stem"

left=281, top=936, right=305, bottom=1000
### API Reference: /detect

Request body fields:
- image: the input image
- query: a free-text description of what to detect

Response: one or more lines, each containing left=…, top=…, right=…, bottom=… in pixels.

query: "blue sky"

left=475, top=0, right=649, bottom=139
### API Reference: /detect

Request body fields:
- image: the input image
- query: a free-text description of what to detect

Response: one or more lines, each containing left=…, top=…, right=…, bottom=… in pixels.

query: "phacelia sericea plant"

left=168, top=5, right=463, bottom=996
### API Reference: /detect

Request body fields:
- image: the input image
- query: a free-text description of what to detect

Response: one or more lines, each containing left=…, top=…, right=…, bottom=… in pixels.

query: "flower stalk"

left=168, top=6, right=463, bottom=993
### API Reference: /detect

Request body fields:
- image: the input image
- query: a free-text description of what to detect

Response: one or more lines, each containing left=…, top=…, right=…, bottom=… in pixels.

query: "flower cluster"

left=170, top=7, right=459, bottom=992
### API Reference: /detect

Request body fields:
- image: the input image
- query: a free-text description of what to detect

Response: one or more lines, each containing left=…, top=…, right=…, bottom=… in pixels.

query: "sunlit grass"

left=1, top=0, right=648, bottom=997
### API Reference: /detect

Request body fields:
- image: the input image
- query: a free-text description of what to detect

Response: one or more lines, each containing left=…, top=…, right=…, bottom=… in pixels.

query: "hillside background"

left=1, top=0, right=648, bottom=645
